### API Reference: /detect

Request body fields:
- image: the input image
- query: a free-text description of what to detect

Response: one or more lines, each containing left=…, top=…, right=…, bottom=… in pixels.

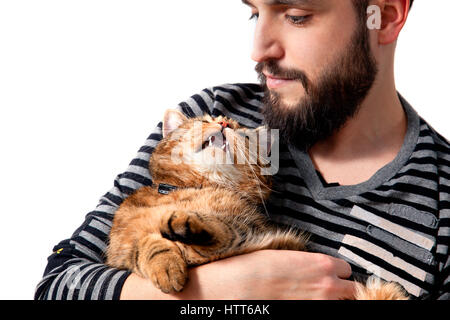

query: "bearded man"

left=36, top=0, right=449, bottom=300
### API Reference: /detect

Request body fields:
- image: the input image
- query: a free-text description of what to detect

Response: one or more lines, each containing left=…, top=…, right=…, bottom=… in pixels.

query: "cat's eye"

left=200, top=134, right=228, bottom=152
left=201, top=138, right=211, bottom=150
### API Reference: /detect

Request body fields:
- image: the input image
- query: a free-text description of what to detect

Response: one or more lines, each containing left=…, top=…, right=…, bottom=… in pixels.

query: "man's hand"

left=120, top=250, right=356, bottom=300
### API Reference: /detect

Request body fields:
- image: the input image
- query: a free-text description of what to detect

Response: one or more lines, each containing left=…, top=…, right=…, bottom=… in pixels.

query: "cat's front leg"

left=159, top=210, right=237, bottom=265
left=135, top=234, right=188, bottom=294
left=159, top=210, right=217, bottom=246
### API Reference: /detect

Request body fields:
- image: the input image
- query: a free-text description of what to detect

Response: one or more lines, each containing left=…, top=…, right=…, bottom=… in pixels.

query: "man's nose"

left=251, top=17, right=284, bottom=63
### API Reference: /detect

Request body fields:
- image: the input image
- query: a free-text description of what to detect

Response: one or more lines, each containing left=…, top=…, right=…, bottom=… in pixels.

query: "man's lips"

left=264, top=73, right=296, bottom=89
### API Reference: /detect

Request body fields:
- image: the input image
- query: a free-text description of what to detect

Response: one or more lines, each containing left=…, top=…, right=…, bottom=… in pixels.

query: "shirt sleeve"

left=432, top=137, right=450, bottom=300
left=435, top=186, right=450, bottom=300
left=34, top=88, right=216, bottom=300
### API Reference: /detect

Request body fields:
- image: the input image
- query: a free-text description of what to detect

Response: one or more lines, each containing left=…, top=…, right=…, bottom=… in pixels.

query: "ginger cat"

left=106, top=109, right=409, bottom=300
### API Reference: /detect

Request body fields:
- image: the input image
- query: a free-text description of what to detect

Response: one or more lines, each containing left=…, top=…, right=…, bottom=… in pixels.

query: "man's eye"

left=286, top=14, right=311, bottom=25
left=249, top=13, right=259, bottom=21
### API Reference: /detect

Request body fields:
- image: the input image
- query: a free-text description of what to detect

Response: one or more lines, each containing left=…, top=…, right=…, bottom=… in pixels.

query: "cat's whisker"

left=226, top=137, right=276, bottom=218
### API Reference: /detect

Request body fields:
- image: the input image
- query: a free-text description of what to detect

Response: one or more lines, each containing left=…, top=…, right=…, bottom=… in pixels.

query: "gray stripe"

left=270, top=210, right=347, bottom=242
left=104, top=270, right=129, bottom=300
left=71, top=240, right=103, bottom=262
left=367, top=225, right=434, bottom=264
left=94, top=204, right=117, bottom=215
left=215, top=93, right=263, bottom=126
left=118, top=177, right=146, bottom=191
left=89, top=218, right=111, bottom=235
left=78, top=231, right=107, bottom=253
left=95, top=215, right=113, bottom=227
left=67, top=264, right=102, bottom=300
left=91, top=269, right=116, bottom=300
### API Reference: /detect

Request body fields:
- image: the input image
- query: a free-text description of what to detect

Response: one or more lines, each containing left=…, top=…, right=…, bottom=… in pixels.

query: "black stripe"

left=416, top=142, right=450, bottom=154
left=119, top=172, right=152, bottom=186
left=129, top=158, right=150, bottom=170
left=437, top=218, right=450, bottom=227
left=269, top=202, right=436, bottom=274
left=233, top=83, right=263, bottom=101
left=340, top=244, right=433, bottom=292
left=375, top=182, right=438, bottom=202
left=103, top=192, right=123, bottom=207
left=394, top=168, right=438, bottom=182
left=357, top=201, right=438, bottom=241
left=179, top=102, right=197, bottom=118
left=114, top=179, right=135, bottom=196
left=214, top=86, right=262, bottom=112
left=211, top=108, right=225, bottom=117
left=405, top=156, right=438, bottom=166
left=71, top=264, right=105, bottom=300
left=438, top=157, right=450, bottom=168
left=438, top=169, right=450, bottom=182
left=138, top=145, right=155, bottom=154
left=191, top=93, right=212, bottom=115
left=202, top=88, right=215, bottom=101
left=359, top=191, right=437, bottom=216
left=273, top=173, right=309, bottom=189
left=86, top=209, right=116, bottom=221
left=97, top=270, right=119, bottom=300
left=236, top=83, right=264, bottom=93
left=214, top=92, right=263, bottom=125
left=335, top=201, right=437, bottom=236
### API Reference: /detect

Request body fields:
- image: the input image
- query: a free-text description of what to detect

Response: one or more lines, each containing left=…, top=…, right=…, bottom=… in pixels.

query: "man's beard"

left=257, top=25, right=378, bottom=151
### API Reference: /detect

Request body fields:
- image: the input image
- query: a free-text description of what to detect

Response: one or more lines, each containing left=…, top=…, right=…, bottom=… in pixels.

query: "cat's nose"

left=218, top=121, right=229, bottom=129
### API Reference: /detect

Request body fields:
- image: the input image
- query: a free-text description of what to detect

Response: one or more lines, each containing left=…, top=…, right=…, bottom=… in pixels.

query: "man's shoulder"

left=186, top=83, right=265, bottom=127
left=418, top=117, right=450, bottom=161
left=207, top=82, right=264, bottom=109
left=209, top=82, right=264, bottom=97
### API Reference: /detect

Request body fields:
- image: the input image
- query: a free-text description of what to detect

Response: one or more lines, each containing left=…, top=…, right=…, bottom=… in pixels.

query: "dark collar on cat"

left=157, top=183, right=178, bottom=195
left=157, top=183, right=203, bottom=195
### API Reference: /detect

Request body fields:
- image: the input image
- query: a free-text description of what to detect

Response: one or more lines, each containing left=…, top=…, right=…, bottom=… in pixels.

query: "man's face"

left=244, top=0, right=378, bottom=150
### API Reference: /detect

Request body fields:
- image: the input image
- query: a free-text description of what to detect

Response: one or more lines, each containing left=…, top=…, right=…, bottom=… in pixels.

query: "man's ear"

left=162, top=109, right=188, bottom=138
left=377, top=0, right=411, bottom=45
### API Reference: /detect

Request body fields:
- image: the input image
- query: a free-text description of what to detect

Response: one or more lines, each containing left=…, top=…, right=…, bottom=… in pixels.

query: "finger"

left=336, top=279, right=357, bottom=300
left=329, top=256, right=352, bottom=279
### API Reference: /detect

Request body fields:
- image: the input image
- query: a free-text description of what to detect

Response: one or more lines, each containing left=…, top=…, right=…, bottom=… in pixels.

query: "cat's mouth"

left=201, top=133, right=229, bottom=152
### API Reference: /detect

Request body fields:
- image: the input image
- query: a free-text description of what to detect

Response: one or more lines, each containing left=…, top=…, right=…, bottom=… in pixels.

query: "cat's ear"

left=163, top=109, right=188, bottom=138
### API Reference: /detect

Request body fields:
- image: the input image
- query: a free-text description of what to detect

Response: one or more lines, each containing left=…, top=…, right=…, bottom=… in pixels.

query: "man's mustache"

left=255, top=60, right=310, bottom=93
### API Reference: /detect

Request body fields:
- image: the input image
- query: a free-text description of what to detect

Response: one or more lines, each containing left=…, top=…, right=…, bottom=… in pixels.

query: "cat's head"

left=149, top=109, right=276, bottom=202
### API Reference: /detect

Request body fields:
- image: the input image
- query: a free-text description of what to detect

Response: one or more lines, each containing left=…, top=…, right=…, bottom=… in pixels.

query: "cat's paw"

left=143, top=249, right=188, bottom=294
left=160, top=210, right=215, bottom=246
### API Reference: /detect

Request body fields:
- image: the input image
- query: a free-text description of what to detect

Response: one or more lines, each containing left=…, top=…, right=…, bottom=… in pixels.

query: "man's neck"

left=308, top=76, right=408, bottom=186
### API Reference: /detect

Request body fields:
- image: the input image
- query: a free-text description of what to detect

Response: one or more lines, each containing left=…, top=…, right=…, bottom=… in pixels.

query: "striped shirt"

left=35, top=83, right=449, bottom=300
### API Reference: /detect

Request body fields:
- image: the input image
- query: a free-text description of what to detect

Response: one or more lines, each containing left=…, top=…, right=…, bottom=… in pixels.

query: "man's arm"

left=120, top=250, right=356, bottom=300
left=35, top=88, right=217, bottom=300
left=34, top=85, right=356, bottom=300
left=34, top=120, right=163, bottom=299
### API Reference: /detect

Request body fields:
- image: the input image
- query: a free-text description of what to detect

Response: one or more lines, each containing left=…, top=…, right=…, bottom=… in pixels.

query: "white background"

left=0, top=0, right=448, bottom=299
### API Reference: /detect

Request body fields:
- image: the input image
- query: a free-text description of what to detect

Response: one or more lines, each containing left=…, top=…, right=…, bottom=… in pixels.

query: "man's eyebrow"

left=241, top=0, right=322, bottom=7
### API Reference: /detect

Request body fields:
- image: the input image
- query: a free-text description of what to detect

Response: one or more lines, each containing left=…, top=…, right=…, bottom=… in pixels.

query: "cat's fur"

left=106, top=109, right=409, bottom=300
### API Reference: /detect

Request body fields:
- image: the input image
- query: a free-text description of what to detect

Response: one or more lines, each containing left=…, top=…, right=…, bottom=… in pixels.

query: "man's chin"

left=265, top=88, right=306, bottom=110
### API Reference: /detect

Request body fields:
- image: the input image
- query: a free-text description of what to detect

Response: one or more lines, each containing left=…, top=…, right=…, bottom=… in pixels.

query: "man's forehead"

left=241, top=0, right=325, bottom=7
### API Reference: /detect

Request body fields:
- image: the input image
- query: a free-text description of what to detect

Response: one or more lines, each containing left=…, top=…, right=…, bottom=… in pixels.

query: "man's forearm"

left=119, top=250, right=356, bottom=300
left=120, top=260, right=235, bottom=300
